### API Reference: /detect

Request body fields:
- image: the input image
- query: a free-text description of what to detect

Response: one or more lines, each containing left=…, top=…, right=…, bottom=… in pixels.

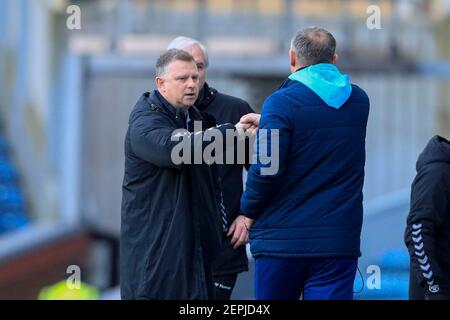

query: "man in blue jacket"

left=240, top=27, right=370, bottom=300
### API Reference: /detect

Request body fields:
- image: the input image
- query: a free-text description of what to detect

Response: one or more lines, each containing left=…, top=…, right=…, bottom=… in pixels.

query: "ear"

left=289, top=49, right=296, bottom=69
left=155, top=76, right=165, bottom=92
left=332, top=53, right=339, bottom=65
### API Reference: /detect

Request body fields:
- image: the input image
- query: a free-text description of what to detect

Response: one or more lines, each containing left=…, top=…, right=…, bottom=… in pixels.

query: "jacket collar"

left=277, top=66, right=311, bottom=90
left=145, top=90, right=205, bottom=128
left=152, top=90, right=190, bottom=121
left=195, top=83, right=217, bottom=111
left=152, top=90, right=178, bottom=117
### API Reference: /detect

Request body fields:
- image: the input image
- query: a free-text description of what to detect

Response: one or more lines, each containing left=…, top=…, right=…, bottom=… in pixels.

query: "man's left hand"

left=227, top=215, right=249, bottom=249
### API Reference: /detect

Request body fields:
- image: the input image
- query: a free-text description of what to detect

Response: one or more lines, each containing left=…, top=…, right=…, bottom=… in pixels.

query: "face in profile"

left=157, top=59, right=199, bottom=108
left=183, top=44, right=207, bottom=90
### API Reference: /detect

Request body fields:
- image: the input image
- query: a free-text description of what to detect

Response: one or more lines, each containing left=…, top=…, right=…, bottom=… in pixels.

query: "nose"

left=187, top=76, right=198, bottom=89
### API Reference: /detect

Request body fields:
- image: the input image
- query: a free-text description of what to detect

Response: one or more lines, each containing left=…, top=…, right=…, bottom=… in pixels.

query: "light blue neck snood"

left=288, top=63, right=352, bottom=109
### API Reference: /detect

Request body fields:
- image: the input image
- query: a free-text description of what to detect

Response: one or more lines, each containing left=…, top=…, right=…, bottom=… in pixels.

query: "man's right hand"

left=240, top=113, right=261, bottom=129
left=235, top=113, right=260, bottom=136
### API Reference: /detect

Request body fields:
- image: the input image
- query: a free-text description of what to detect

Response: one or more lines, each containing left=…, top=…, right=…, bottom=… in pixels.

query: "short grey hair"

left=290, top=27, right=336, bottom=66
left=156, top=48, right=195, bottom=77
left=167, top=36, right=209, bottom=67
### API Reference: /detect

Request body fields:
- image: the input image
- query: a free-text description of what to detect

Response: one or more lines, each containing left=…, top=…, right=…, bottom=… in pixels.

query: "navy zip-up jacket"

left=240, top=63, right=370, bottom=258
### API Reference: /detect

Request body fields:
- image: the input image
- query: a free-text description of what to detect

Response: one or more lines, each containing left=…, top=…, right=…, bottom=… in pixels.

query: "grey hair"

left=290, top=27, right=336, bottom=66
left=156, top=48, right=195, bottom=77
left=167, top=36, right=209, bottom=67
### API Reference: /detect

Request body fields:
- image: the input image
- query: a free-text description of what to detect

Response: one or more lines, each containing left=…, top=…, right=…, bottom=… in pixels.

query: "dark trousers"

left=408, top=263, right=450, bottom=300
left=255, top=256, right=357, bottom=300
left=213, top=273, right=238, bottom=300
left=409, top=267, right=425, bottom=300
left=203, top=260, right=217, bottom=299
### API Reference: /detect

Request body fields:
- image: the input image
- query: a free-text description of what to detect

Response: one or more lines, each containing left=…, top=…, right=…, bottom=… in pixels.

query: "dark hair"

left=291, top=27, right=336, bottom=65
left=156, top=48, right=195, bottom=76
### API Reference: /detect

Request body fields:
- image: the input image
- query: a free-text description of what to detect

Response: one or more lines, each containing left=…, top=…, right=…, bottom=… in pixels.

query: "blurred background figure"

left=38, top=280, right=99, bottom=300
left=0, top=0, right=450, bottom=299
left=0, top=135, right=29, bottom=235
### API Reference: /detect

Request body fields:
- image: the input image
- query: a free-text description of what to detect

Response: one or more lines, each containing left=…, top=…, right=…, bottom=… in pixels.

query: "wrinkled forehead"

left=184, top=45, right=206, bottom=65
left=166, top=59, right=198, bottom=76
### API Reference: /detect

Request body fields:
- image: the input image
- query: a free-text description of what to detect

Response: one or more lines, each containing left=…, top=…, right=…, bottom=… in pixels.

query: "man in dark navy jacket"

left=240, top=27, right=370, bottom=300
left=121, top=49, right=254, bottom=299
left=168, top=37, right=254, bottom=300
